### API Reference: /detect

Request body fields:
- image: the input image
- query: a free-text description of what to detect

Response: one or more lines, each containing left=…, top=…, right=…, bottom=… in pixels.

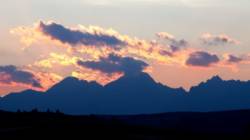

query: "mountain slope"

left=1, top=72, right=186, bottom=114
left=47, top=76, right=103, bottom=95
left=105, top=72, right=185, bottom=95
left=186, top=76, right=250, bottom=111
left=1, top=73, right=250, bottom=114
left=1, top=90, right=45, bottom=111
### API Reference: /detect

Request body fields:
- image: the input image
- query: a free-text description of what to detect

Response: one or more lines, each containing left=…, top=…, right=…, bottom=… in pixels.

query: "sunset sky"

left=1, top=0, right=250, bottom=96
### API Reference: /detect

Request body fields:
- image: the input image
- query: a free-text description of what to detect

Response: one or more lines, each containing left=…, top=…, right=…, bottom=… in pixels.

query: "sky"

left=0, top=0, right=250, bottom=96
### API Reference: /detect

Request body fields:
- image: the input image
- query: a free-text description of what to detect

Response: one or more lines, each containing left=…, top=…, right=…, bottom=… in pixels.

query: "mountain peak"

left=123, top=72, right=154, bottom=80
left=47, top=76, right=102, bottom=94
left=59, top=76, right=81, bottom=83
left=4, top=71, right=250, bottom=114
left=208, top=75, right=223, bottom=82
left=106, top=72, right=156, bottom=87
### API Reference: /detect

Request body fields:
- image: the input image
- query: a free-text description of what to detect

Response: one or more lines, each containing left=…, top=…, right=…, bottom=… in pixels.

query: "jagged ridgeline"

left=1, top=72, right=250, bottom=115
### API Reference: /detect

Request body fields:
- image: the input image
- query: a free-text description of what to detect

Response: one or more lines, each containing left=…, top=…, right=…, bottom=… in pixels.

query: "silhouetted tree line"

left=16, top=108, right=63, bottom=115
left=2, top=109, right=250, bottom=139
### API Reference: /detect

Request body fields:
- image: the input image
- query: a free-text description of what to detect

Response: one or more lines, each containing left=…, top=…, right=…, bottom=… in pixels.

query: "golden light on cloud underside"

left=0, top=71, right=58, bottom=91
left=71, top=70, right=123, bottom=85
left=34, top=53, right=80, bottom=68
left=35, top=72, right=63, bottom=91
left=5, top=20, right=245, bottom=94
left=10, top=21, right=180, bottom=65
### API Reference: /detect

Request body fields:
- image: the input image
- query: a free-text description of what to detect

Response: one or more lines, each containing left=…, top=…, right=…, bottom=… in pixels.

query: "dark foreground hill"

left=1, top=110, right=250, bottom=139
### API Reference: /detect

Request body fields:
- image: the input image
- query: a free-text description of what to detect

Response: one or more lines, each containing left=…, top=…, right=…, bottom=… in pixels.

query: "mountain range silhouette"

left=1, top=72, right=250, bottom=115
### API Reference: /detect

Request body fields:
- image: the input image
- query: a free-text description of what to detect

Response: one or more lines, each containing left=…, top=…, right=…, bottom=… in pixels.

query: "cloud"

left=34, top=53, right=80, bottom=68
left=156, top=32, right=175, bottom=41
left=11, top=21, right=185, bottom=65
left=201, top=33, right=240, bottom=46
left=0, top=65, right=42, bottom=88
left=13, top=21, right=246, bottom=74
left=159, top=50, right=174, bottom=57
left=71, top=70, right=122, bottom=85
left=34, top=72, right=63, bottom=90
left=186, top=51, right=220, bottom=67
left=38, top=21, right=126, bottom=48
left=156, top=32, right=188, bottom=52
left=226, top=54, right=243, bottom=63
left=7, top=20, right=250, bottom=95
left=77, top=54, right=148, bottom=75
left=170, top=39, right=188, bottom=52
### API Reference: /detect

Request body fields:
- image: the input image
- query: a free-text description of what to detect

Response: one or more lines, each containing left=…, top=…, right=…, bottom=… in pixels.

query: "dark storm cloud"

left=0, top=65, right=42, bottom=88
left=186, top=51, right=220, bottom=67
left=38, top=21, right=126, bottom=47
left=77, top=54, right=148, bottom=75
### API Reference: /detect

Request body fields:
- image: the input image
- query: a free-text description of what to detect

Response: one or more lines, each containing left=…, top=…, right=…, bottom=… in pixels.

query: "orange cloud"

left=35, top=72, right=63, bottom=91
left=0, top=64, right=63, bottom=92
left=0, top=65, right=42, bottom=89
left=34, top=52, right=80, bottom=68
left=10, top=21, right=177, bottom=65
left=71, top=70, right=122, bottom=86
left=9, top=20, right=250, bottom=91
